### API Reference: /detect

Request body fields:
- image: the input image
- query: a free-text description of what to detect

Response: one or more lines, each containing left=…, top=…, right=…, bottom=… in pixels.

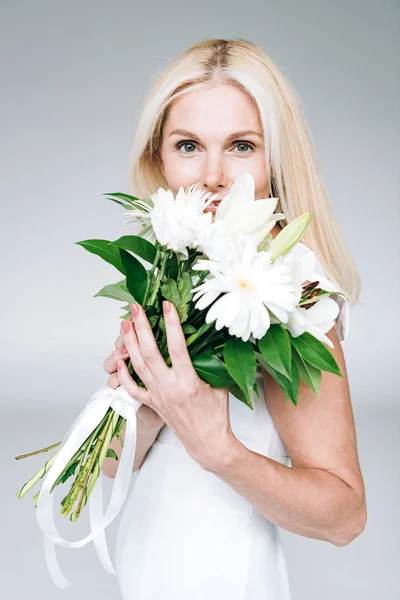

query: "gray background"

left=1, top=0, right=399, bottom=598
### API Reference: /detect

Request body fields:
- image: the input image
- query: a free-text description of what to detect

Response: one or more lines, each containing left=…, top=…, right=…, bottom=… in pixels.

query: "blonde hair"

left=126, top=38, right=361, bottom=305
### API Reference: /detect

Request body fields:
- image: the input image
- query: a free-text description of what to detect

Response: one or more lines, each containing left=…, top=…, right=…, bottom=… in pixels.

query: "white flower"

left=124, top=183, right=217, bottom=258
left=191, top=235, right=299, bottom=342
left=196, top=173, right=285, bottom=261
left=213, top=173, right=285, bottom=245
left=277, top=249, right=342, bottom=349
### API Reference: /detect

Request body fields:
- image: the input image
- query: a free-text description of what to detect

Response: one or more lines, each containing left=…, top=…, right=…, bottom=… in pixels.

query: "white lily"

left=191, top=235, right=299, bottom=342
left=276, top=248, right=343, bottom=349
left=197, top=173, right=285, bottom=261
left=214, top=173, right=285, bottom=243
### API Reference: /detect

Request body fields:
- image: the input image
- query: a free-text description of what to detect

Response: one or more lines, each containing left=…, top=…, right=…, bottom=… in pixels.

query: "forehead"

left=164, top=84, right=263, bottom=135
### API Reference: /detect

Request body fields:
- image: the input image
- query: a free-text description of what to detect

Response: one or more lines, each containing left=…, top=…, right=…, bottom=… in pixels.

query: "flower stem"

left=15, top=441, right=62, bottom=460
left=143, top=246, right=161, bottom=306
left=149, top=250, right=170, bottom=305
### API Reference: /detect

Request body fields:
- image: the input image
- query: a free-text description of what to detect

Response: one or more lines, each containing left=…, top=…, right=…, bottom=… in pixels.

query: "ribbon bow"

left=35, top=384, right=142, bottom=588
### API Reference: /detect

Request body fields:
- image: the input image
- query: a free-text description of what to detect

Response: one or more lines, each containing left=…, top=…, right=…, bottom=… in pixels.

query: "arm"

left=202, top=325, right=367, bottom=547
left=101, top=403, right=165, bottom=478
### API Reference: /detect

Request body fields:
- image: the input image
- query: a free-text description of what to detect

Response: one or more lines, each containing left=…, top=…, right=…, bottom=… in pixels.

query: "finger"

left=116, top=357, right=153, bottom=407
left=116, top=316, right=133, bottom=349
left=121, top=317, right=158, bottom=392
left=103, top=347, right=130, bottom=375
left=107, top=373, right=120, bottom=389
left=163, top=301, right=198, bottom=384
left=127, top=303, right=170, bottom=384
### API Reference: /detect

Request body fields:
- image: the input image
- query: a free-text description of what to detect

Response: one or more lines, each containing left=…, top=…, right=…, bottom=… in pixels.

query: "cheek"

left=162, top=154, right=200, bottom=190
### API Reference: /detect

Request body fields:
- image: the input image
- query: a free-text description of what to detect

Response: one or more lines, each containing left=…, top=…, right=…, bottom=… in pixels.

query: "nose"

left=201, top=152, right=228, bottom=196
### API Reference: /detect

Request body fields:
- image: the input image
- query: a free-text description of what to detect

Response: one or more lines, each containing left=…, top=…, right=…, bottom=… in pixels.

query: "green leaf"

left=105, top=448, right=118, bottom=461
left=287, top=356, right=299, bottom=405
left=292, top=346, right=321, bottom=397
left=59, top=461, right=79, bottom=484
left=182, top=324, right=196, bottom=335
left=111, top=235, right=157, bottom=264
left=75, top=239, right=124, bottom=274
left=259, top=360, right=294, bottom=405
left=119, top=248, right=148, bottom=304
left=103, top=192, right=153, bottom=208
left=290, top=331, right=343, bottom=377
left=252, top=381, right=260, bottom=400
left=166, top=253, right=179, bottom=279
left=192, top=353, right=233, bottom=388
left=161, top=272, right=193, bottom=322
left=223, top=338, right=256, bottom=405
left=258, top=324, right=292, bottom=379
left=94, top=280, right=135, bottom=303
left=228, top=381, right=254, bottom=409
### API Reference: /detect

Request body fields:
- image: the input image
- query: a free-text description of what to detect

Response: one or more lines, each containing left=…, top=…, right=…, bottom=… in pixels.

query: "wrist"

left=200, top=431, right=244, bottom=475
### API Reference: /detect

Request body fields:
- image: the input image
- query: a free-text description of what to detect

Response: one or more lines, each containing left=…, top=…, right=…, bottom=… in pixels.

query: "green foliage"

left=290, top=331, right=343, bottom=377
left=161, top=271, right=193, bottom=322
left=105, top=448, right=118, bottom=461
left=119, top=248, right=148, bottom=304
left=94, top=279, right=135, bottom=304
left=257, top=324, right=292, bottom=379
left=111, top=235, right=157, bottom=265
left=75, top=239, right=124, bottom=274
left=223, top=338, right=256, bottom=407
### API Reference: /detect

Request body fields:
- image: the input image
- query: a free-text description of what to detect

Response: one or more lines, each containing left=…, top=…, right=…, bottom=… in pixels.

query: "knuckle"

left=187, top=380, right=201, bottom=399
left=169, top=345, right=183, bottom=360
left=103, top=358, right=112, bottom=374
left=141, top=346, right=156, bottom=363
left=135, top=361, right=150, bottom=378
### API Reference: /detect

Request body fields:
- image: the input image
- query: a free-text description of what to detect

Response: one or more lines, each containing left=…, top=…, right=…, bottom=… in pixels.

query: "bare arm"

left=203, top=325, right=367, bottom=547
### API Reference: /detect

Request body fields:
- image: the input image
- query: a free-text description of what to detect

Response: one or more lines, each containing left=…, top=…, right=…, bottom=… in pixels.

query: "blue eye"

left=176, top=141, right=197, bottom=153
left=175, top=140, right=255, bottom=154
left=235, top=142, right=254, bottom=153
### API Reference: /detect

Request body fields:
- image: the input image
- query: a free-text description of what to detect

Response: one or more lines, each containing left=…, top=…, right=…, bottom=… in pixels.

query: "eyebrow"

left=168, top=128, right=263, bottom=140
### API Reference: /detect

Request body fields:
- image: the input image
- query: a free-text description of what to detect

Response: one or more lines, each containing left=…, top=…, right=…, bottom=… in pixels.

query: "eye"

left=175, top=141, right=198, bottom=153
left=175, top=140, right=256, bottom=154
left=234, top=141, right=255, bottom=153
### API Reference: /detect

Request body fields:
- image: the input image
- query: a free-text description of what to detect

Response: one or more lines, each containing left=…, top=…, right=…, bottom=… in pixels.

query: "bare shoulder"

left=261, top=325, right=365, bottom=504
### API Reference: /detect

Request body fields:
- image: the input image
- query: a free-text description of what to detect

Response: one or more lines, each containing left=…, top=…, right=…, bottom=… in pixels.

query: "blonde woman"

left=102, top=38, right=366, bottom=599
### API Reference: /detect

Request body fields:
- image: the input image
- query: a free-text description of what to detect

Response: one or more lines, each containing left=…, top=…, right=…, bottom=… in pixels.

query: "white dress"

left=114, top=243, right=350, bottom=599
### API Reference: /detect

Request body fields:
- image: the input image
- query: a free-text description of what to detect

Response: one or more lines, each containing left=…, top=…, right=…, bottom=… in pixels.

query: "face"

left=159, top=83, right=272, bottom=211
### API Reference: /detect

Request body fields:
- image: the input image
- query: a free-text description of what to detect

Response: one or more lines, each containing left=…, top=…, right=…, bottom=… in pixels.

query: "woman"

left=102, top=38, right=366, bottom=599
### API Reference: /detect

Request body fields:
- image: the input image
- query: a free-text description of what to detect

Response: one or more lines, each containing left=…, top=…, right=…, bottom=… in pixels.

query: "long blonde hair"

left=126, top=38, right=361, bottom=305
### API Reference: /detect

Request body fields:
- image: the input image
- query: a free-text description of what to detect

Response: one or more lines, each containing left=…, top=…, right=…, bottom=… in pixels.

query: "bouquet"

left=15, top=173, right=346, bottom=588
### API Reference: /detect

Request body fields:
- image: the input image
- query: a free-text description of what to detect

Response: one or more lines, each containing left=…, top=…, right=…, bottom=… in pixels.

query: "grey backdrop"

left=1, top=0, right=399, bottom=598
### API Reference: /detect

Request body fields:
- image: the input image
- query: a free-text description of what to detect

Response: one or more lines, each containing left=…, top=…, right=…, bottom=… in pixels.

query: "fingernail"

left=121, top=320, right=130, bottom=333
left=130, top=303, right=139, bottom=317
left=117, top=360, right=122, bottom=370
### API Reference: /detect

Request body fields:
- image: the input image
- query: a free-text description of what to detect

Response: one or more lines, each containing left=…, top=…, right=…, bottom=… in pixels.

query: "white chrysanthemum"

left=124, top=183, right=217, bottom=258
left=191, top=236, right=299, bottom=342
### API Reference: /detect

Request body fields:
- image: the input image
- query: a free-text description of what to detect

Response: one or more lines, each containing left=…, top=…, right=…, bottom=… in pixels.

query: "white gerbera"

left=124, top=183, right=217, bottom=258
left=191, top=235, right=299, bottom=342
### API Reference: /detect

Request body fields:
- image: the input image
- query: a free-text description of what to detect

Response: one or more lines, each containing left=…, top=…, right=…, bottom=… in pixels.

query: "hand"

left=115, top=300, right=236, bottom=471
left=103, top=315, right=165, bottom=428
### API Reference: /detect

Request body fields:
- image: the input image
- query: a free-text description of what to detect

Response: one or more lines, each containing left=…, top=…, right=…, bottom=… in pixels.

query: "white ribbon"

left=35, top=384, right=142, bottom=589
